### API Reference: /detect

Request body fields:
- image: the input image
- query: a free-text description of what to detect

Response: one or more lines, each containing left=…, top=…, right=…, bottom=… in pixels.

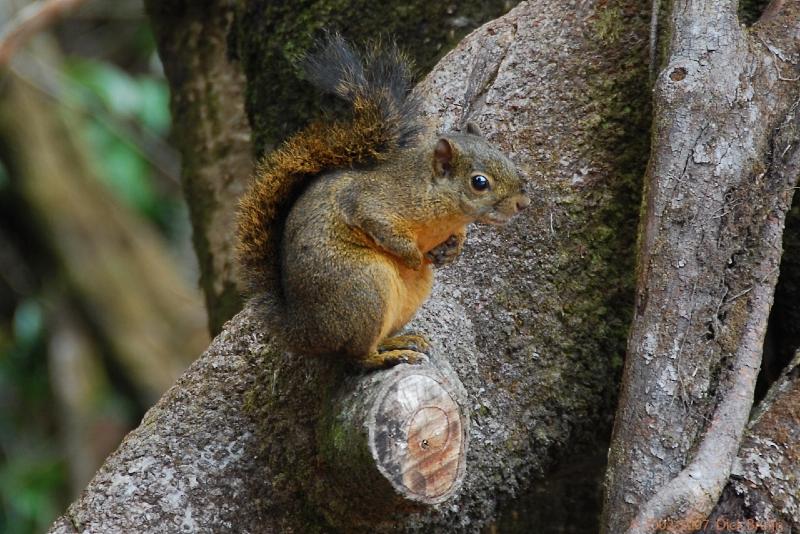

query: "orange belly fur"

left=413, top=216, right=469, bottom=254
left=377, top=260, right=433, bottom=343
left=354, top=217, right=468, bottom=347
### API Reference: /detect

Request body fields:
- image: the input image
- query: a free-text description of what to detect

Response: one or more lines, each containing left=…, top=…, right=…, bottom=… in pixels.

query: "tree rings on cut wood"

left=322, top=364, right=469, bottom=511
left=370, top=372, right=466, bottom=503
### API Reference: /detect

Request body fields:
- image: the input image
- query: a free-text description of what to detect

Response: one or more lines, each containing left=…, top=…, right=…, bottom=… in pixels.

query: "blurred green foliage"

left=61, top=57, right=180, bottom=233
left=0, top=13, right=179, bottom=533
left=0, top=300, right=67, bottom=534
left=67, top=60, right=169, bottom=131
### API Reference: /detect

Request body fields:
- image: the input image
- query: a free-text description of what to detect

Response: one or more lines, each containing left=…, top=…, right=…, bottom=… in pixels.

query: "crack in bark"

left=460, top=21, right=517, bottom=127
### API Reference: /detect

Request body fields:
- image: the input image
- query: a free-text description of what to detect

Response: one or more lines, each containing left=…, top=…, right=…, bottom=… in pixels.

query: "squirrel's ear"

left=433, top=138, right=454, bottom=177
left=466, top=121, right=483, bottom=137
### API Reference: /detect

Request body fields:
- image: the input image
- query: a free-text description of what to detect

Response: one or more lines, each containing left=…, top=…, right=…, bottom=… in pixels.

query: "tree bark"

left=47, top=0, right=653, bottom=531
left=603, top=1, right=800, bottom=531
left=704, top=347, right=800, bottom=533
left=145, top=0, right=253, bottom=335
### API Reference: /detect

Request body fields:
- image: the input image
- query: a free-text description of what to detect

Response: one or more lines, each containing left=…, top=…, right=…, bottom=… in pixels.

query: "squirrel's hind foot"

left=359, top=333, right=431, bottom=369
left=378, top=334, right=431, bottom=354
left=360, top=347, right=429, bottom=369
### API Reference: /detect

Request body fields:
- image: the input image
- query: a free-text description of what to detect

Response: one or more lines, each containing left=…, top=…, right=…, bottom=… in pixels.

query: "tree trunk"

left=47, top=0, right=654, bottom=531
left=603, top=1, right=800, bottom=532
left=145, top=0, right=253, bottom=335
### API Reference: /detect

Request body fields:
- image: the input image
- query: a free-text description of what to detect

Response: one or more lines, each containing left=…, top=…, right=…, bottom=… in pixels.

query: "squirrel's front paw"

left=426, top=233, right=465, bottom=267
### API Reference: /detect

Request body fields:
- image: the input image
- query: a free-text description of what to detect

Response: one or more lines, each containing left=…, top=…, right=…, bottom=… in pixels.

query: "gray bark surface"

left=603, top=0, right=800, bottom=531
left=705, top=349, right=800, bottom=533
left=47, top=0, right=652, bottom=531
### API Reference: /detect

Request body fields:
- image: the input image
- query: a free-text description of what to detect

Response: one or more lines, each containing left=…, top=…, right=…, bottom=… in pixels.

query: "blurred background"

left=0, top=0, right=210, bottom=531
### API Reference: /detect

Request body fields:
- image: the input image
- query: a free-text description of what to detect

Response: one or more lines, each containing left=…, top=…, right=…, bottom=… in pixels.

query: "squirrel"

left=236, top=35, right=530, bottom=369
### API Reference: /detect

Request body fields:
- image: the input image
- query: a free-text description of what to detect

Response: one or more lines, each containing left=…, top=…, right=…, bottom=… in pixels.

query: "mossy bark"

left=47, top=1, right=654, bottom=531
left=485, top=0, right=652, bottom=528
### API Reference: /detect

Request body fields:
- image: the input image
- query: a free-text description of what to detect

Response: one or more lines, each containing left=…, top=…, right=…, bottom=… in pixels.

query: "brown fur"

left=236, top=97, right=402, bottom=298
left=235, top=38, right=529, bottom=368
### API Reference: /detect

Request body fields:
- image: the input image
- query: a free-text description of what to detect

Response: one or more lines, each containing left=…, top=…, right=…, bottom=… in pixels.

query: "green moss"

left=242, top=344, right=398, bottom=530
left=241, top=348, right=330, bottom=526
left=595, top=6, right=625, bottom=45
left=233, top=0, right=515, bottom=157
left=578, top=0, right=650, bottom=374
left=492, top=4, right=650, bottom=530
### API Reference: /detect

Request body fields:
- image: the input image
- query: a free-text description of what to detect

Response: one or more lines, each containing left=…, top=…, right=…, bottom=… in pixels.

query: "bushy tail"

left=236, top=35, right=422, bottom=302
left=302, top=34, right=422, bottom=149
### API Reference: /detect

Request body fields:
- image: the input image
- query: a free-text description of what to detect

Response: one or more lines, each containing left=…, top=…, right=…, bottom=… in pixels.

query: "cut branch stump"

left=321, top=362, right=469, bottom=510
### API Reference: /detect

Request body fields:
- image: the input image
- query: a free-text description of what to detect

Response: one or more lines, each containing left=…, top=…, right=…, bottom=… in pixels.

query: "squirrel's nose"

left=516, top=195, right=531, bottom=211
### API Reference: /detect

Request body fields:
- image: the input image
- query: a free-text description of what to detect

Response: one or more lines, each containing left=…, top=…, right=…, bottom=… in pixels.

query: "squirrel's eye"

left=471, top=174, right=490, bottom=192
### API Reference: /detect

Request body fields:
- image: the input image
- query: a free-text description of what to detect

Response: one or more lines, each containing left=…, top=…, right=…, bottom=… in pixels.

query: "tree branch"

left=627, top=195, right=790, bottom=534
left=604, top=1, right=800, bottom=531
left=0, top=0, right=88, bottom=66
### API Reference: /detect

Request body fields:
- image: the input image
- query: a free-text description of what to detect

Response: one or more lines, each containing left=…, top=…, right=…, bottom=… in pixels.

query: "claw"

left=426, top=233, right=465, bottom=267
